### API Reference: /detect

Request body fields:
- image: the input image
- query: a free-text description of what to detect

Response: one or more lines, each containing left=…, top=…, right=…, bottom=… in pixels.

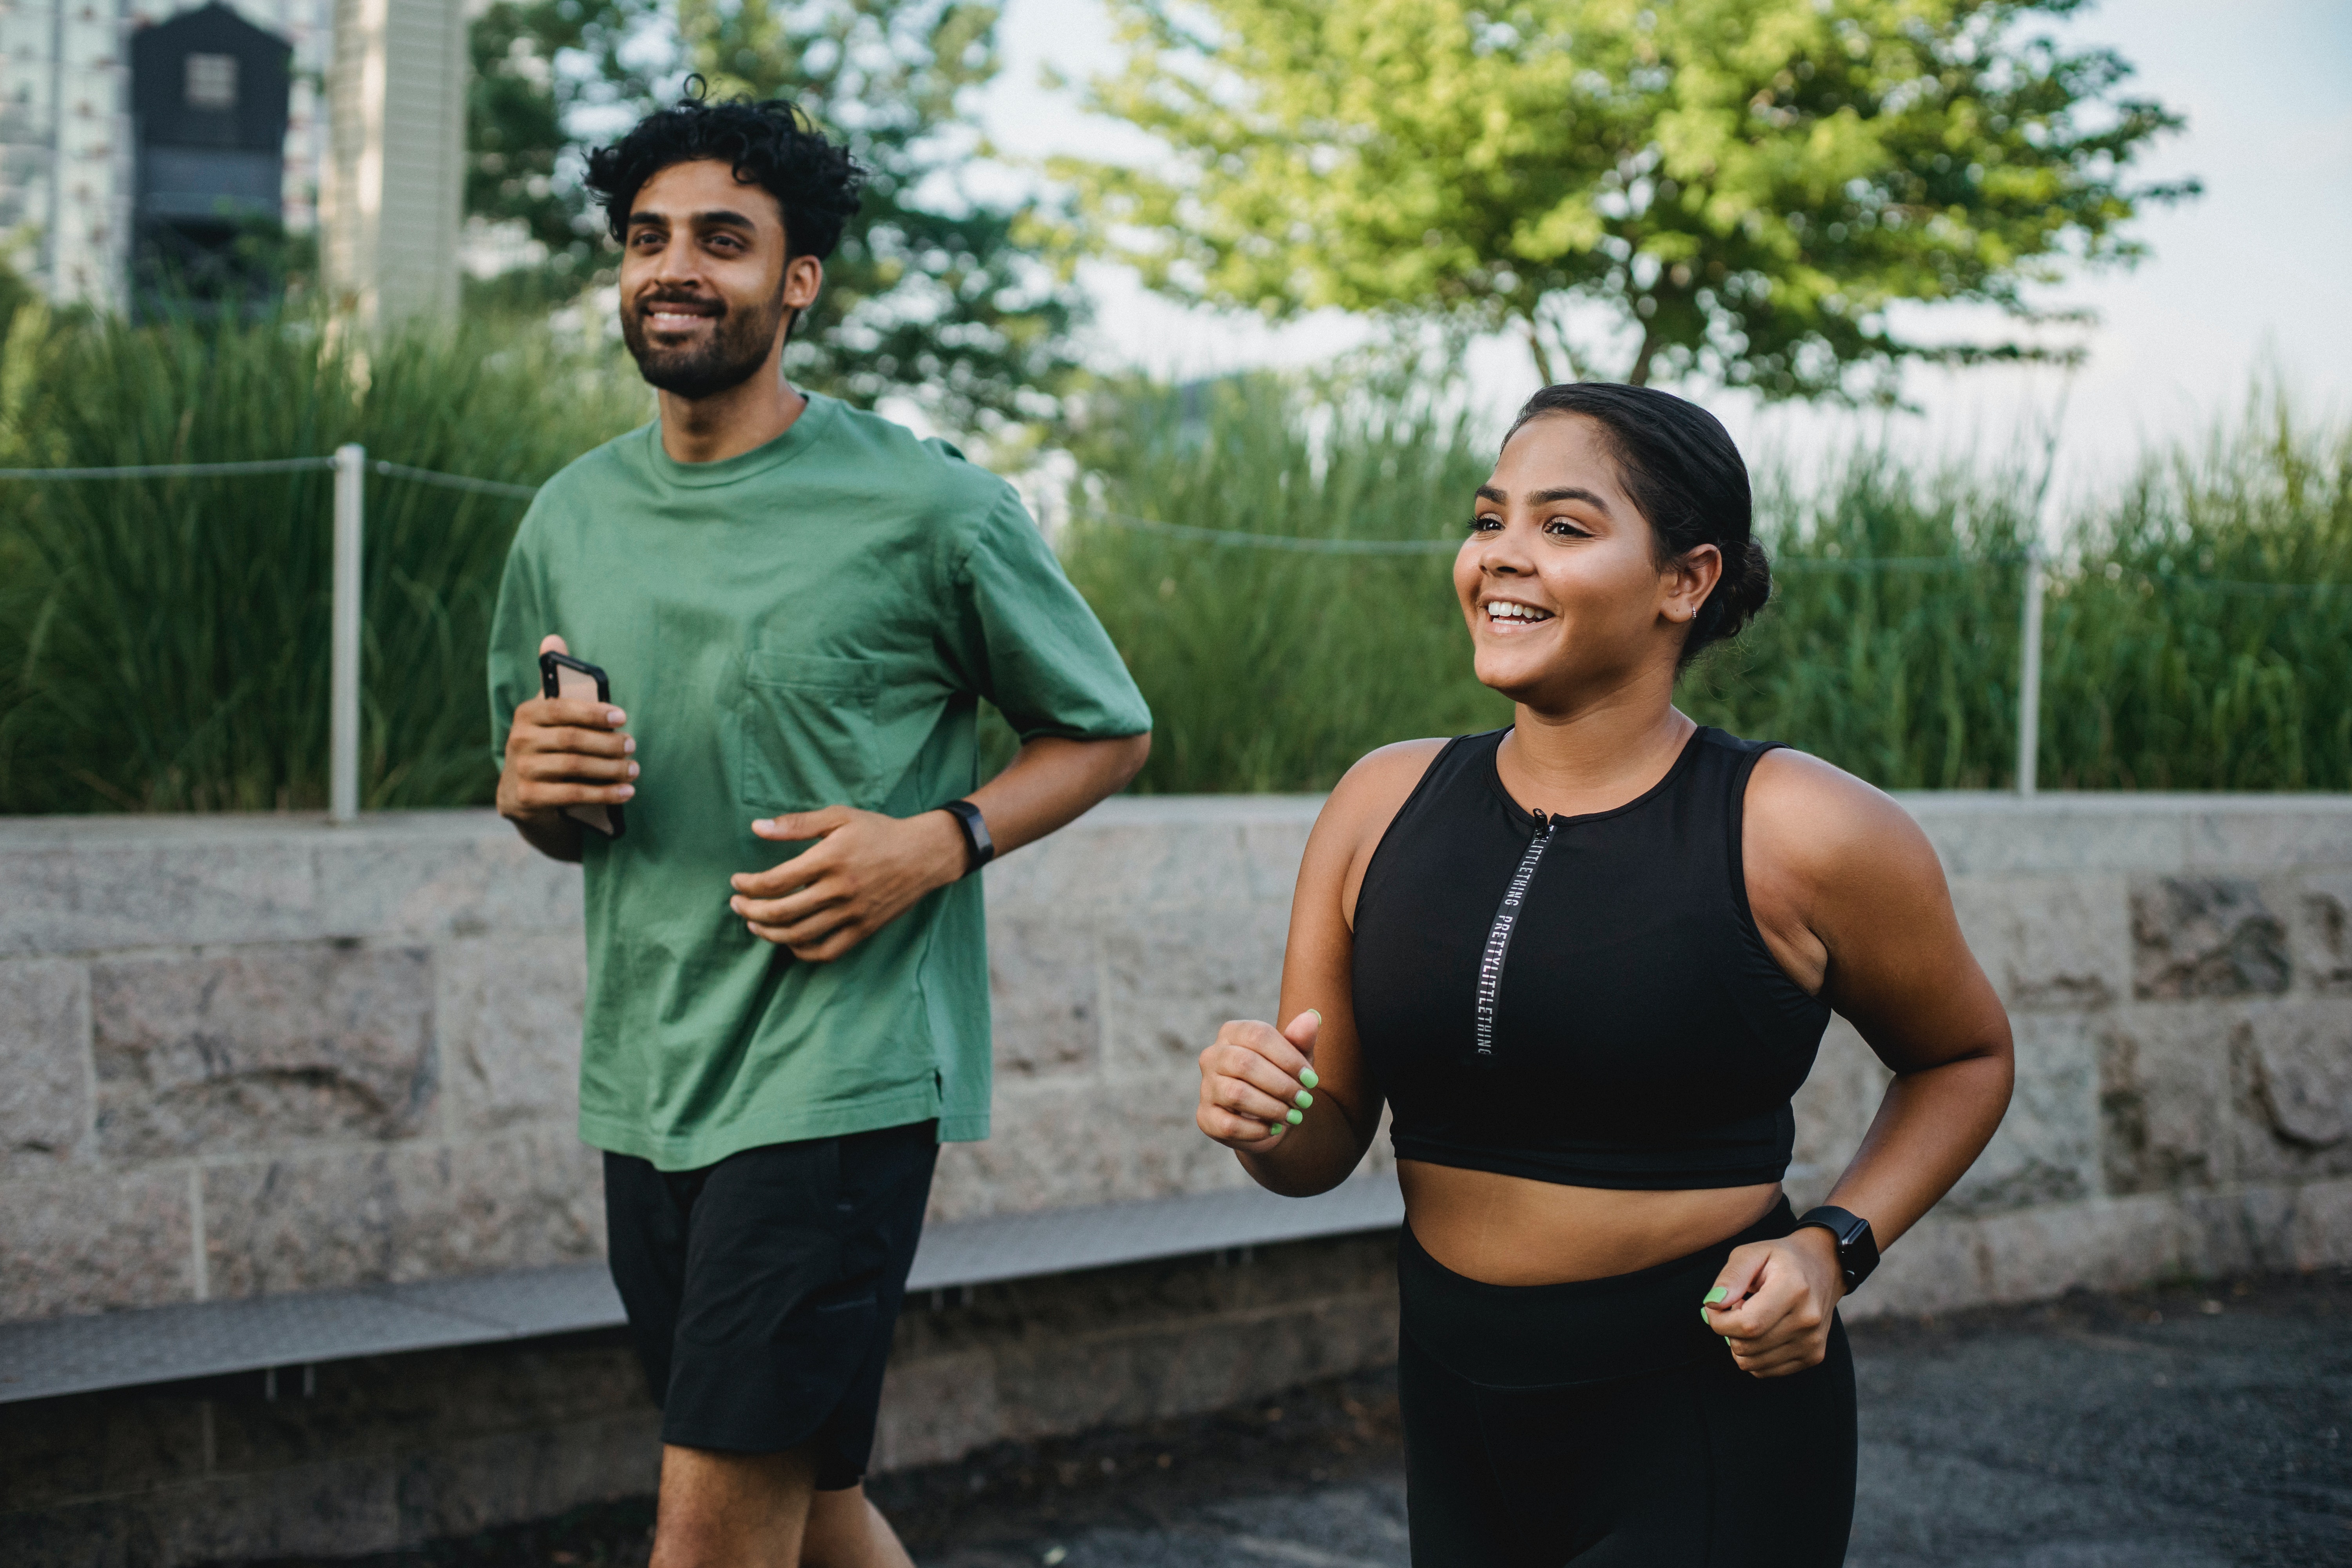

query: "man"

left=487, top=96, right=1151, bottom=1568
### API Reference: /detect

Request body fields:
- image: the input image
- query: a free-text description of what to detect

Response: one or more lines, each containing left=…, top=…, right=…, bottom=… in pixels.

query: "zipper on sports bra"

left=1472, top=808, right=1557, bottom=1060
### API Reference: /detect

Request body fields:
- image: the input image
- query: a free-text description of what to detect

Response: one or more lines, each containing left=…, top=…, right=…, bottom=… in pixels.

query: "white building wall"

left=0, top=0, right=334, bottom=309
left=319, top=0, right=460, bottom=325
left=0, top=0, right=133, bottom=310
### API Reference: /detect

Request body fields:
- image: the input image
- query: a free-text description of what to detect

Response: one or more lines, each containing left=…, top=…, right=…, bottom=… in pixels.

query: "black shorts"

left=1398, top=1197, right=1856, bottom=1564
left=603, top=1120, right=939, bottom=1489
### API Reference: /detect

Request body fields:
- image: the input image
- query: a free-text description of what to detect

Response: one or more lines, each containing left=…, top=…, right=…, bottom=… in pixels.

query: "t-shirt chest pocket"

left=731, top=651, right=883, bottom=814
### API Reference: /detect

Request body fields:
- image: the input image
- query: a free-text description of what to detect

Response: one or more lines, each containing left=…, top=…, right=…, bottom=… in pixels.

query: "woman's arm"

left=1706, top=750, right=2014, bottom=1376
left=1195, top=741, right=1442, bottom=1197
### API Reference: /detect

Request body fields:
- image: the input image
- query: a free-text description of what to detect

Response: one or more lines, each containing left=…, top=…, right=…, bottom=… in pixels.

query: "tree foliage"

left=467, top=0, right=654, bottom=268
left=1063, top=0, right=2196, bottom=397
left=466, top=0, right=1082, bottom=434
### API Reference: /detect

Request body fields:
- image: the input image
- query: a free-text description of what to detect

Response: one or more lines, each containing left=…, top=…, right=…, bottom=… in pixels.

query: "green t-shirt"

left=487, top=395, right=1150, bottom=1170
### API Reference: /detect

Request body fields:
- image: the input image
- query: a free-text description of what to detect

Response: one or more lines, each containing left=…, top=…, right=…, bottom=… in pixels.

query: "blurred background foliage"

left=1059, top=374, right=2351, bottom=795
left=0, top=296, right=647, bottom=812
left=1042, top=367, right=1512, bottom=792
left=1061, top=0, right=2197, bottom=400
left=2, top=270, right=2343, bottom=811
left=5, top=0, right=2342, bottom=812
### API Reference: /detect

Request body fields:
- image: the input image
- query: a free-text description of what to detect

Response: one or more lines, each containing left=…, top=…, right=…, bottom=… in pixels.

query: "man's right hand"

left=497, top=633, right=636, bottom=855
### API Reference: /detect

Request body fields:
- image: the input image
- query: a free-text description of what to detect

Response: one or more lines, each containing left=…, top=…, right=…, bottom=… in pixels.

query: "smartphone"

left=538, top=650, right=626, bottom=840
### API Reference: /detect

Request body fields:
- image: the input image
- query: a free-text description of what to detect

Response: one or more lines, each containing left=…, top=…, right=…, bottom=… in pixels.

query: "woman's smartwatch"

left=940, top=799, right=994, bottom=876
left=1793, top=1206, right=1880, bottom=1293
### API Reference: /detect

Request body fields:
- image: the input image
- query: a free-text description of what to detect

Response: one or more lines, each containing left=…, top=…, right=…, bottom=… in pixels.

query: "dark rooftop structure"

left=129, top=2, right=294, bottom=304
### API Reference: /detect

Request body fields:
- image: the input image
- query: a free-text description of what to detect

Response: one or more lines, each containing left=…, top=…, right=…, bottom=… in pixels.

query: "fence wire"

left=0, top=457, right=338, bottom=481
left=2, top=465, right=2343, bottom=598
left=0, top=455, right=543, bottom=499
left=1077, top=510, right=2350, bottom=595
left=1078, top=511, right=1459, bottom=555
left=368, top=460, right=541, bottom=501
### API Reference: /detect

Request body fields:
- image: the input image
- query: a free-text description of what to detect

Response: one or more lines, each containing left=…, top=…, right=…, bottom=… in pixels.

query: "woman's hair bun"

left=1705, top=535, right=1774, bottom=647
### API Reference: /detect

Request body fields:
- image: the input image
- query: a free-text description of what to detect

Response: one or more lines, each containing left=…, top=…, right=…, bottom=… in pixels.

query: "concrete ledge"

left=0, top=1229, right=1405, bottom=1567
left=0, top=1173, right=1404, bottom=1405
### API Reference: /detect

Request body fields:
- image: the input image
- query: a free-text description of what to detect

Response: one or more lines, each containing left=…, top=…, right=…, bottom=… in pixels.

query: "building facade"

left=0, top=0, right=458, bottom=322
left=0, top=0, right=327, bottom=310
left=128, top=1, right=294, bottom=301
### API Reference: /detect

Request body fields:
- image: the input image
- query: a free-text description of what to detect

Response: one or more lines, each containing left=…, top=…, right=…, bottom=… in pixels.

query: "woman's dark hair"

left=1505, top=383, right=1771, bottom=670
left=585, top=87, right=864, bottom=262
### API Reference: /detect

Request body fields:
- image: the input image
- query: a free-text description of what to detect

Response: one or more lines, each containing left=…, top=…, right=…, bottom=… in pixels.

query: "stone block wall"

left=4, top=795, right=2351, bottom=1564
left=1788, top=796, right=2352, bottom=1316
left=0, top=814, right=603, bottom=1323
left=4, top=796, right=2350, bottom=1329
left=934, top=797, right=1338, bottom=1223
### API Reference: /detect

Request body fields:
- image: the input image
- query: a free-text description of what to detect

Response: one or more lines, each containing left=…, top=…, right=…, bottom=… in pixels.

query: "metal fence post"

left=330, top=444, right=365, bottom=823
left=2015, top=376, right=2074, bottom=799
left=2016, top=541, right=2045, bottom=797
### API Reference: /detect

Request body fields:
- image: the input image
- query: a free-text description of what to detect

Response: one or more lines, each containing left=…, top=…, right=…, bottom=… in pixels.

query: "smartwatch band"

left=1794, top=1205, right=1880, bottom=1293
left=941, top=799, right=994, bottom=875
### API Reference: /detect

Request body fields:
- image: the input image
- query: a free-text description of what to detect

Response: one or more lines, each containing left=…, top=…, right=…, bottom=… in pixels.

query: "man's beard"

left=621, top=288, right=789, bottom=401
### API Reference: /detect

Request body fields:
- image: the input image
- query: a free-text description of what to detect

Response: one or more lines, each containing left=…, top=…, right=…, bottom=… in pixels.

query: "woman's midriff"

left=1397, top=1160, right=1784, bottom=1285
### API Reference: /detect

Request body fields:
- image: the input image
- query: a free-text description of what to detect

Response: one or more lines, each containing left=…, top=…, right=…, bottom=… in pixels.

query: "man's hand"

left=498, top=634, right=637, bottom=861
left=729, top=806, right=969, bottom=962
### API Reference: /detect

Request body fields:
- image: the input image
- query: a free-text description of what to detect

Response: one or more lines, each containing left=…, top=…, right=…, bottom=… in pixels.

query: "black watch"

left=1793, top=1206, right=1880, bottom=1294
left=940, top=799, right=994, bottom=876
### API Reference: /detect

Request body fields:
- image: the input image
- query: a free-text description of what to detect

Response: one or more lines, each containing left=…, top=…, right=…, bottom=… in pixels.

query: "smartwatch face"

left=947, top=801, right=991, bottom=869
left=1835, top=1217, right=1878, bottom=1287
left=1802, top=1209, right=1876, bottom=1290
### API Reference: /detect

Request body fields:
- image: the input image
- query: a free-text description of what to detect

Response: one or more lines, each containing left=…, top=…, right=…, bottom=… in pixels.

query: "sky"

left=973, top=0, right=2352, bottom=505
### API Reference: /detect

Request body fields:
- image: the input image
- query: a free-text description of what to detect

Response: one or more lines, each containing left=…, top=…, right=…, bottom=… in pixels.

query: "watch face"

left=1801, top=1209, right=1877, bottom=1290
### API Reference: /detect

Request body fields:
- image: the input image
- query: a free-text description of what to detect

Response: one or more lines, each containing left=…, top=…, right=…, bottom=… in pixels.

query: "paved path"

left=281, top=1267, right=2349, bottom=1567
left=888, top=1269, right=2350, bottom=1568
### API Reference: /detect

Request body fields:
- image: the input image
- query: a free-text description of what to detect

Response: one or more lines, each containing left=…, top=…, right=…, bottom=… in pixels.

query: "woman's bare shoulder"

left=1745, top=746, right=1944, bottom=889
left=1323, top=737, right=1452, bottom=830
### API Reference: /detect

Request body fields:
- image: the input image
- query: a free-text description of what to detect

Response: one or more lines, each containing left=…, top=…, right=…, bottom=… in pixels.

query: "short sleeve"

left=485, top=511, right=550, bottom=768
left=948, top=487, right=1151, bottom=741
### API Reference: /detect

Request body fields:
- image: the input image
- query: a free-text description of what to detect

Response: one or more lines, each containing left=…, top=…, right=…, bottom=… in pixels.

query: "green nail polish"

left=1266, top=1123, right=1284, bottom=1136
left=1300, top=1069, right=1319, bottom=1090
left=1704, top=1286, right=1730, bottom=1305
left=1285, top=1108, right=1303, bottom=1125
left=1295, top=1090, right=1313, bottom=1108
left=1700, top=1307, right=1712, bottom=1327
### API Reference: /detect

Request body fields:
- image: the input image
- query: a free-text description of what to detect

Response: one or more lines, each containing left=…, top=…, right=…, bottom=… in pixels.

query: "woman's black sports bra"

left=1350, top=726, right=1832, bottom=1190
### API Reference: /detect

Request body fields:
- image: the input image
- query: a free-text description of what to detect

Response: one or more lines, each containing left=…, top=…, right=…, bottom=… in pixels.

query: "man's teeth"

left=1487, top=602, right=1553, bottom=622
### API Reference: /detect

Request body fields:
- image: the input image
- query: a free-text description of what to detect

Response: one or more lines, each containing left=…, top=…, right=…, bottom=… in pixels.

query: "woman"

left=1194, top=383, right=2013, bottom=1564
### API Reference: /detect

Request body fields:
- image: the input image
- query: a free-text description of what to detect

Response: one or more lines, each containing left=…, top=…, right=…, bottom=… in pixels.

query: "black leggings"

left=1399, top=1198, right=1855, bottom=1566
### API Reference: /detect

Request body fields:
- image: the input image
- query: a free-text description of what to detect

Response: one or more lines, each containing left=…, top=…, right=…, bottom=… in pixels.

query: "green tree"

left=466, top=0, right=1083, bottom=434
left=1065, top=0, right=2195, bottom=397
left=467, top=0, right=657, bottom=272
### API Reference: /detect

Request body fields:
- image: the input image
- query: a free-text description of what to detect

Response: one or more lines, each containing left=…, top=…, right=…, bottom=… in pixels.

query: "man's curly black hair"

left=584, top=88, right=865, bottom=262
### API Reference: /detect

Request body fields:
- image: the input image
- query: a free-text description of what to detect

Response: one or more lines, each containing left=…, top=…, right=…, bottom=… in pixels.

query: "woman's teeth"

left=1486, top=601, right=1553, bottom=630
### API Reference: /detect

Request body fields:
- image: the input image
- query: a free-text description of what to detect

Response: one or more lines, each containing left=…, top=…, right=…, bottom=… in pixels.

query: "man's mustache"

left=635, top=291, right=725, bottom=319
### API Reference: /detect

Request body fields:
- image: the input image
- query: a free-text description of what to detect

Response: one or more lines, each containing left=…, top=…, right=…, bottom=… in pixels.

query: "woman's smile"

left=1481, top=595, right=1557, bottom=634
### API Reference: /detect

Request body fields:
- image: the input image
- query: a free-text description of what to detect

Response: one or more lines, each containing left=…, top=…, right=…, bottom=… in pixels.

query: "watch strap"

left=1794, top=1205, right=1880, bottom=1293
left=941, top=799, right=994, bottom=875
